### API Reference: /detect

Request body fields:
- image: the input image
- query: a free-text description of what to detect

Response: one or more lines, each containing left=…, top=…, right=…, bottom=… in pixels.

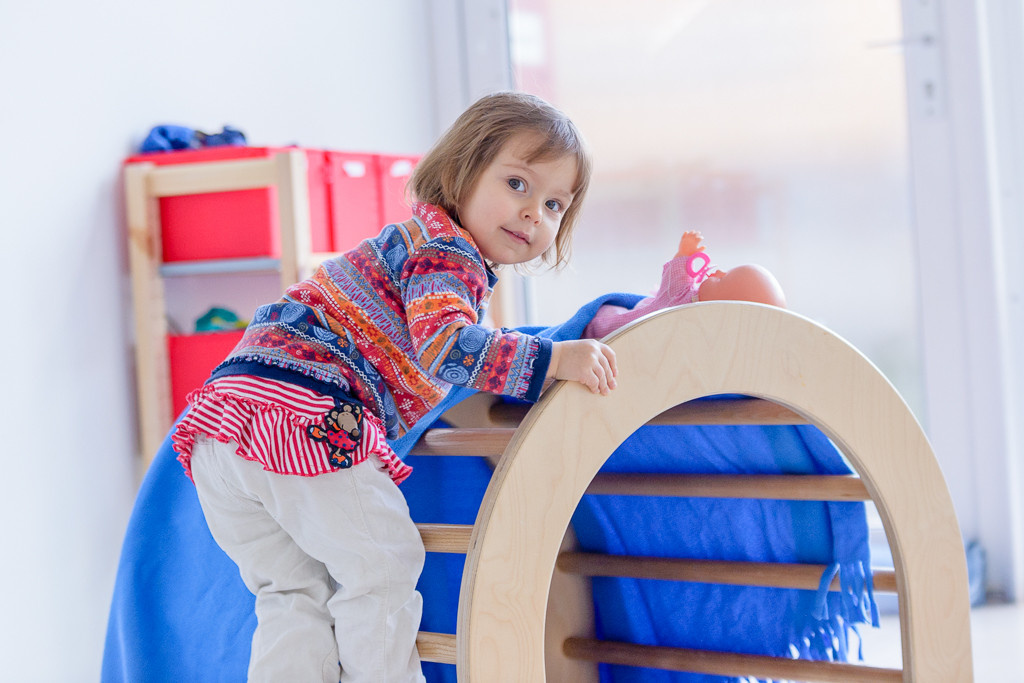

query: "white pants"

left=191, top=436, right=427, bottom=683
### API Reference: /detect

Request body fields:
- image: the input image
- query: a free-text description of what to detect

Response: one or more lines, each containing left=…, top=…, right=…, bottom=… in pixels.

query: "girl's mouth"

left=502, top=228, right=529, bottom=244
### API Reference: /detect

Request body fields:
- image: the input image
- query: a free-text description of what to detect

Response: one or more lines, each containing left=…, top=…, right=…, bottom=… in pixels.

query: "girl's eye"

left=507, top=178, right=526, bottom=192
left=546, top=199, right=563, bottom=212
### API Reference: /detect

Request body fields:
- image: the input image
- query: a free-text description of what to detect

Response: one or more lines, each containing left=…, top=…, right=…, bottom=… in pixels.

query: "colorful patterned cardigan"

left=205, top=203, right=552, bottom=441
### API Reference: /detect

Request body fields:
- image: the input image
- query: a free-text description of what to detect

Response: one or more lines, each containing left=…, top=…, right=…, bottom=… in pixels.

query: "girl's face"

left=458, top=133, right=577, bottom=266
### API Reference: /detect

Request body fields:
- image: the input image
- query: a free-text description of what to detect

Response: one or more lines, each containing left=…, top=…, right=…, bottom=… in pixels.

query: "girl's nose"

left=521, top=201, right=542, bottom=223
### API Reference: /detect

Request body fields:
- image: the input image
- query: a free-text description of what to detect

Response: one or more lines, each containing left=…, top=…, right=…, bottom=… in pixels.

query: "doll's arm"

left=675, top=230, right=706, bottom=258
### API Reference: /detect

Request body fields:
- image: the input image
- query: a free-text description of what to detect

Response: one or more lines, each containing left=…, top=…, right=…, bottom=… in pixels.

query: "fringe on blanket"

left=791, top=560, right=880, bottom=664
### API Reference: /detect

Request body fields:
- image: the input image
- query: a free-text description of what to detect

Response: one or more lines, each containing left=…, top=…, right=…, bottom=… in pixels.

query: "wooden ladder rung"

left=416, top=523, right=472, bottom=554
left=557, top=552, right=898, bottom=593
left=416, top=631, right=456, bottom=665
left=649, top=398, right=810, bottom=426
left=563, top=637, right=902, bottom=683
left=489, top=396, right=809, bottom=428
left=407, top=428, right=516, bottom=456
left=586, top=473, right=871, bottom=501
left=411, top=400, right=810, bottom=457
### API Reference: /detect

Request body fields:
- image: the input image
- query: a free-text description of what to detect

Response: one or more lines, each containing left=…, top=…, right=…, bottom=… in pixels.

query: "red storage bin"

left=378, top=154, right=420, bottom=227
left=125, top=147, right=332, bottom=261
left=167, top=330, right=245, bottom=418
left=325, top=152, right=382, bottom=251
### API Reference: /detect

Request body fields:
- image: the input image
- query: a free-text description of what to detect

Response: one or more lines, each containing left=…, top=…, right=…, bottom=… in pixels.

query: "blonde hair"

left=410, top=91, right=592, bottom=269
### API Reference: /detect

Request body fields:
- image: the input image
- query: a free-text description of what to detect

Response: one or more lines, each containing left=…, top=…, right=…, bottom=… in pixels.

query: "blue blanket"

left=103, top=295, right=878, bottom=682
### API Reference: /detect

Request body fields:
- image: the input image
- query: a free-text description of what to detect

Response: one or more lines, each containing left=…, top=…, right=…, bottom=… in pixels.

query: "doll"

left=582, top=231, right=785, bottom=340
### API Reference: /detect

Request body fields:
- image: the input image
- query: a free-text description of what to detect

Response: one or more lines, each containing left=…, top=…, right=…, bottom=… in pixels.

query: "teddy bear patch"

left=307, top=399, right=364, bottom=469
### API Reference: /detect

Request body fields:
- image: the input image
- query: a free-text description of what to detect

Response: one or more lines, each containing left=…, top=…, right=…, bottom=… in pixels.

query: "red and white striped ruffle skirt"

left=172, top=375, right=412, bottom=485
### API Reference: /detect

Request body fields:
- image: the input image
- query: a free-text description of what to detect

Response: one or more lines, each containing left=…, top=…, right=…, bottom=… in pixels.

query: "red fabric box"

left=325, top=152, right=382, bottom=252
left=167, top=330, right=245, bottom=418
left=125, top=147, right=332, bottom=261
left=378, top=154, right=420, bottom=227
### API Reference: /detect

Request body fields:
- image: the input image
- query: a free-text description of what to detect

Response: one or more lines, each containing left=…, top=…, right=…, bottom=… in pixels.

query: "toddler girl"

left=171, top=91, right=616, bottom=683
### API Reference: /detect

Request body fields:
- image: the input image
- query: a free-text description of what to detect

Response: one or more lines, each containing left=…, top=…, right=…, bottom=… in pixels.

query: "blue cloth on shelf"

left=139, top=125, right=201, bottom=152
left=102, top=294, right=878, bottom=683
left=139, top=124, right=247, bottom=153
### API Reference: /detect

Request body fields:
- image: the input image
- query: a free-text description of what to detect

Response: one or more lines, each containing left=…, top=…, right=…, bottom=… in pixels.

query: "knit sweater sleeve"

left=401, top=236, right=552, bottom=402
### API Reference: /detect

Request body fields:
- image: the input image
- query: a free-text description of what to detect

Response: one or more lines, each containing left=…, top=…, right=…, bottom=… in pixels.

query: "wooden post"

left=125, top=163, right=172, bottom=461
left=275, top=150, right=312, bottom=289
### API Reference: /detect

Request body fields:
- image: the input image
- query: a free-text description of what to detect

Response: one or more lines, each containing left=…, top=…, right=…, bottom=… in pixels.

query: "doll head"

left=698, top=264, right=787, bottom=308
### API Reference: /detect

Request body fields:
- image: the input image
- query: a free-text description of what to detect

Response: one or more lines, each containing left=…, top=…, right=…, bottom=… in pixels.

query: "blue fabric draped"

left=103, top=295, right=878, bottom=682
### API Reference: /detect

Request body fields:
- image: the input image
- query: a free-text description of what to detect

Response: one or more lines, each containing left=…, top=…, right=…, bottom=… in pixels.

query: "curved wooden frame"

left=456, top=302, right=973, bottom=681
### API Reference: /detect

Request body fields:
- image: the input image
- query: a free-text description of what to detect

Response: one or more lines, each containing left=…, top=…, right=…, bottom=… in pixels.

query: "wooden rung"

left=586, top=473, right=871, bottom=501
left=416, top=631, right=456, bottom=665
left=410, top=402, right=810, bottom=457
left=563, top=637, right=902, bottom=683
left=144, top=158, right=280, bottom=197
left=557, top=552, right=898, bottom=593
left=650, top=398, right=809, bottom=426
left=407, top=428, right=515, bottom=456
left=488, top=396, right=808, bottom=428
left=416, top=523, right=472, bottom=554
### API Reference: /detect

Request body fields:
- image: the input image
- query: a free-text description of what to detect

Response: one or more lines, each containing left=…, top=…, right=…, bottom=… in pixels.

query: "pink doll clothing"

left=583, top=254, right=704, bottom=340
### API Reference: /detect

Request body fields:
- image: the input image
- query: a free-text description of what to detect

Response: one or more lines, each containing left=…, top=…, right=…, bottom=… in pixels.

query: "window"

left=508, top=0, right=922, bottom=412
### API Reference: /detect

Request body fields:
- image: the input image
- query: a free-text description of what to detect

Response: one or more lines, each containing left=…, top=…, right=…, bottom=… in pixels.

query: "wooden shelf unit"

left=124, top=150, right=328, bottom=461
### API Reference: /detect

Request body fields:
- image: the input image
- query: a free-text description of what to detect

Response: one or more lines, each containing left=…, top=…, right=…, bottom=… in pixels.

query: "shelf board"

left=159, top=253, right=340, bottom=277
left=159, top=257, right=281, bottom=277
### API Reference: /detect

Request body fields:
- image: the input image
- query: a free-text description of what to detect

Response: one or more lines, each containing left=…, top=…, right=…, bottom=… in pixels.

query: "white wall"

left=0, top=1, right=435, bottom=680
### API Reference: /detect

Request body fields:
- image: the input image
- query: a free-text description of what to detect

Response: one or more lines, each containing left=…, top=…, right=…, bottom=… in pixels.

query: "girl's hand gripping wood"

left=548, top=340, right=618, bottom=395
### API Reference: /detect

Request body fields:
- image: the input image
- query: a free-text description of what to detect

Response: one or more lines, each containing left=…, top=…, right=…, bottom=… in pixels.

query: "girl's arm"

left=404, top=237, right=617, bottom=398
left=548, top=339, right=618, bottom=395
left=402, top=239, right=552, bottom=401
